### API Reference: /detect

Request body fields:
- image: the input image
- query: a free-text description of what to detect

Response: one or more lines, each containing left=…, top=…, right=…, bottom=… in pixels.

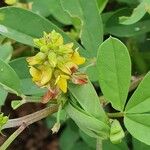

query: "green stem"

left=3, top=105, right=58, bottom=129
left=107, top=112, right=124, bottom=118
left=0, top=123, right=26, bottom=150
left=96, top=139, right=102, bottom=150
left=56, top=104, right=62, bottom=123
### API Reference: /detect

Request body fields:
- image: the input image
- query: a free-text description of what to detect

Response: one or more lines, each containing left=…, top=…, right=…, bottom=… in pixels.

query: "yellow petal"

left=26, top=52, right=46, bottom=65
left=58, top=63, right=71, bottom=75
left=71, top=49, right=85, bottom=65
left=55, top=75, right=70, bottom=93
left=40, top=65, right=52, bottom=86
left=29, top=67, right=41, bottom=82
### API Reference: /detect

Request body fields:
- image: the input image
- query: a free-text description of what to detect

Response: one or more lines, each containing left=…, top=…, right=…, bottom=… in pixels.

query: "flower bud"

left=51, top=122, right=60, bottom=134
left=71, top=73, right=88, bottom=85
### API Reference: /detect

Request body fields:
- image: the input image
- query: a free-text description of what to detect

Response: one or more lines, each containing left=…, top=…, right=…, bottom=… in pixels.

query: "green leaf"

left=104, top=8, right=150, bottom=37
left=0, top=88, right=7, bottom=105
left=124, top=113, right=150, bottom=145
left=0, top=58, right=21, bottom=95
left=125, top=72, right=150, bottom=113
left=31, top=0, right=72, bottom=24
left=71, top=141, right=93, bottom=150
left=11, top=100, right=23, bottom=110
left=60, top=122, right=79, bottom=150
left=66, top=102, right=110, bottom=139
left=97, top=37, right=131, bottom=111
left=0, top=43, right=13, bottom=63
left=0, top=7, right=85, bottom=55
left=97, top=0, right=108, bottom=13
left=50, top=0, right=72, bottom=25
left=119, top=2, right=146, bottom=25
left=0, top=43, right=12, bottom=105
left=103, top=139, right=128, bottom=150
left=10, top=57, right=46, bottom=96
left=61, top=0, right=103, bottom=57
left=79, top=130, right=96, bottom=149
left=68, top=81, right=107, bottom=122
left=133, top=138, right=150, bottom=150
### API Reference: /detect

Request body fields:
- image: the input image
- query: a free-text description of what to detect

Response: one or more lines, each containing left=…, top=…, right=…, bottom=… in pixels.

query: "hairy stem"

left=3, top=105, right=58, bottom=129
left=107, top=112, right=124, bottom=118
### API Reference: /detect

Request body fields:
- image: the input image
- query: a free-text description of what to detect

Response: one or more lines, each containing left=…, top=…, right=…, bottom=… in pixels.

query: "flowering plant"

left=0, top=0, right=150, bottom=150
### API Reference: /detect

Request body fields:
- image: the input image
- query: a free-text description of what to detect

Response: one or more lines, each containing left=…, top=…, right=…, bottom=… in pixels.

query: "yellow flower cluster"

left=27, top=30, right=86, bottom=94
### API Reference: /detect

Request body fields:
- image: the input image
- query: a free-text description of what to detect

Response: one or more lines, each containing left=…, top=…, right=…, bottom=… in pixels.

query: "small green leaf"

left=61, top=0, right=103, bottom=57
left=97, top=37, right=131, bottom=111
left=0, top=113, right=8, bottom=132
left=0, top=7, right=85, bottom=55
left=97, top=0, right=108, bottom=13
left=68, top=81, right=107, bottom=122
left=0, top=58, right=21, bottom=95
left=0, top=88, right=7, bottom=105
left=66, top=102, right=110, bottom=139
left=104, top=8, right=150, bottom=37
left=124, top=113, right=150, bottom=145
left=11, top=100, right=23, bottom=110
left=119, top=2, right=146, bottom=25
left=125, top=72, right=150, bottom=113
left=0, top=43, right=13, bottom=63
left=110, top=119, right=125, bottom=144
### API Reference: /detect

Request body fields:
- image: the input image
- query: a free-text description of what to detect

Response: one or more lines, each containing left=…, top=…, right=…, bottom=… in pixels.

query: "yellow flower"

left=27, top=30, right=87, bottom=99
left=70, top=49, right=85, bottom=65
left=55, top=75, right=70, bottom=93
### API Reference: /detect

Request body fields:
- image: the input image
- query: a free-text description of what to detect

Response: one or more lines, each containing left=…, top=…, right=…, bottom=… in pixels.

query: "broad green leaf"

left=125, top=72, right=150, bottom=113
left=103, top=139, right=128, bottom=150
left=71, top=141, right=93, bottom=150
left=133, top=138, right=150, bottom=150
left=97, top=0, right=108, bottom=13
left=68, top=81, right=107, bottom=122
left=60, top=123, right=79, bottom=150
left=0, top=43, right=12, bottom=105
left=104, top=9, right=150, bottom=37
left=124, top=113, right=150, bottom=145
left=29, top=0, right=53, bottom=17
left=50, top=0, right=72, bottom=25
left=0, top=43, right=13, bottom=63
left=0, top=7, right=85, bottom=55
left=10, top=57, right=46, bottom=96
left=119, top=2, right=146, bottom=25
left=0, top=58, right=21, bottom=95
left=97, top=37, right=131, bottom=111
left=79, top=130, right=96, bottom=149
left=30, top=0, right=72, bottom=24
left=66, top=102, right=110, bottom=139
left=0, top=88, right=7, bottom=105
left=61, top=0, right=103, bottom=57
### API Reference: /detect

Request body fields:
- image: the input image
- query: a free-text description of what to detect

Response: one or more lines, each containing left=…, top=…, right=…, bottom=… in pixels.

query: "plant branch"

left=0, top=123, right=26, bottom=150
left=3, top=105, right=58, bottom=129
